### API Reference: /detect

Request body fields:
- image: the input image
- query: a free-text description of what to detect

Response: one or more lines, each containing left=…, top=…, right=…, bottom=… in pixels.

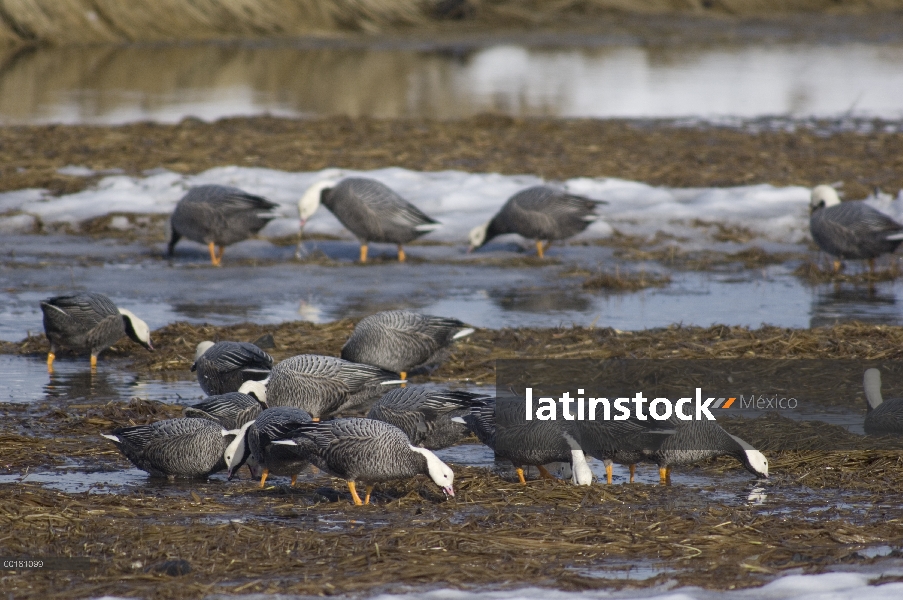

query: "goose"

left=101, top=418, right=252, bottom=479
left=273, top=417, right=454, bottom=505
left=646, top=421, right=768, bottom=485
left=168, top=184, right=280, bottom=266
left=192, top=340, right=274, bottom=396
left=183, top=380, right=268, bottom=430
left=40, top=292, right=153, bottom=372
left=298, top=177, right=440, bottom=263
left=341, top=310, right=475, bottom=380
left=809, top=184, right=903, bottom=273
left=458, top=396, right=593, bottom=486
left=367, top=387, right=482, bottom=449
left=862, top=368, right=903, bottom=435
left=469, top=186, right=606, bottom=258
left=243, top=407, right=316, bottom=487
left=266, top=354, right=405, bottom=419
left=564, top=419, right=671, bottom=484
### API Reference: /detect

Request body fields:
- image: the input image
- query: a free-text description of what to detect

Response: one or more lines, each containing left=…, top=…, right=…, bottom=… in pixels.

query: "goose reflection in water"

left=809, top=284, right=899, bottom=329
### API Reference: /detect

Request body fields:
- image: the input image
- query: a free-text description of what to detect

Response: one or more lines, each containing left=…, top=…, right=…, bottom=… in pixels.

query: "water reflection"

left=2, top=40, right=903, bottom=123
left=810, top=284, right=900, bottom=328
left=488, top=288, right=593, bottom=314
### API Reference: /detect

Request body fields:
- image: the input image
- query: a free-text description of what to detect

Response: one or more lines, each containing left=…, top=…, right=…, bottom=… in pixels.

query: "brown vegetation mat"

left=2, top=116, right=903, bottom=204
left=581, top=268, right=672, bottom=291
left=6, top=321, right=903, bottom=385
left=794, top=258, right=903, bottom=284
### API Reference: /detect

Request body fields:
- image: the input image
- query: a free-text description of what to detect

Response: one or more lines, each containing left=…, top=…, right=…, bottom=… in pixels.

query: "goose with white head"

left=298, top=177, right=440, bottom=262
left=102, top=418, right=253, bottom=480
left=862, top=368, right=903, bottom=435
left=274, top=417, right=454, bottom=505
left=809, top=184, right=903, bottom=274
left=469, top=186, right=607, bottom=258
left=191, top=340, right=274, bottom=396
left=40, top=292, right=153, bottom=372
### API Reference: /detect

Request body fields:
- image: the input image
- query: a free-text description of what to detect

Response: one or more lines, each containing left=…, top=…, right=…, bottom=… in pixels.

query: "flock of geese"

left=166, top=176, right=903, bottom=272
left=42, top=291, right=775, bottom=504
left=33, top=177, right=903, bottom=505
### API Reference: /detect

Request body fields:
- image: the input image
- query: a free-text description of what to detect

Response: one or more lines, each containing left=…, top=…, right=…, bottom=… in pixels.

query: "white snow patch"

left=5, top=165, right=901, bottom=247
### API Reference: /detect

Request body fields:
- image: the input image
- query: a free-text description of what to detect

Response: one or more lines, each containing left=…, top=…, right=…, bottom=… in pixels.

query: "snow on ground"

left=2, top=165, right=901, bottom=248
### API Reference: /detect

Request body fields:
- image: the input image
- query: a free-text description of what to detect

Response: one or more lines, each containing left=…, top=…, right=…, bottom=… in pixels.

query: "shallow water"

left=2, top=37, right=903, bottom=123
left=3, top=233, right=903, bottom=341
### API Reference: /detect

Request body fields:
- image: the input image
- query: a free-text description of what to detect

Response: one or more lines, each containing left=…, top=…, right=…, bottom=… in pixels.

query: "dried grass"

left=794, top=257, right=903, bottom=284
left=582, top=267, right=671, bottom=291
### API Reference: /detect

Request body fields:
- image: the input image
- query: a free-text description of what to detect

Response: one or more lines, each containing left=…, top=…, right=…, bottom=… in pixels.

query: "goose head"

left=224, top=421, right=255, bottom=479
left=468, top=222, right=490, bottom=252
left=810, top=185, right=841, bottom=214
left=119, top=308, right=153, bottom=351
left=238, top=380, right=268, bottom=406
left=729, top=434, right=769, bottom=478
left=298, top=180, right=338, bottom=228
left=410, top=446, right=455, bottom=497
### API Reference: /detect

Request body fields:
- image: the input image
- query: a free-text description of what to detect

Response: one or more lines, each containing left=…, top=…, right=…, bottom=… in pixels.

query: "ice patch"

left=4, top=165, right=901, bottom=247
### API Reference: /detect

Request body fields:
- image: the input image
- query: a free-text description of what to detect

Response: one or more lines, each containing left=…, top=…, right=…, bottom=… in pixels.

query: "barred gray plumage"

left=273, top=417, right=454, bottom=505
left=809, top=185, right=903, bottom=271
left=183, top=383, right=267, bottom=430
left=863, top=368, right=903, bottom=436
left=463, top=396, right=593, bottom=485
left=191, top=340, right=273, bottom=396
left=298, top=177, right=440, bottom=262
left=101, top=418, right=250, bottom=479
left=469, top=186, right=605, bottom=258
left=40, top=292, right=153, bottom=371
left=168, top=184, right=280, bottom=266
left=266, top=354, right=403, bottom=419
left=245, top=407, right=315, bottom=487
left=367, top=387, right=481, bottom=449
left=643, top=421, right=769, bottom=484
left=341, top=310, right=474, bottom=378
left=564, top=419, right=670, bottom=484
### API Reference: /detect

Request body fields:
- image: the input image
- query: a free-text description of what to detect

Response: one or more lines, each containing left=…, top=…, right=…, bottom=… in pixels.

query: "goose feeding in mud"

left=341, top=310, right=475, bottom=380
left=298, top=177, right=440, bottom=262
left=266, top=354, right=405, bottom=419
left=183, top=380, right=268, bottom=430
left=646, top=421, right=768, bottom=485
left=564, top=419, right=671, bottom=484
left=101, top=418, right=252, bottom=479
left=192, top=340, right=274, bottom=396
left=243, top=407, right=316, bottom=487
left=168, top=184, right=281, bottom=266
left=40, top=292, right=153, bottom=372
left=273, top=417, right=454, bottom=505
left=468, top=186, right=606, bottom=258
left=367, top=387, right=482, bottom=449
left=458, top=396, right=594, bottom=486
left=809, top=184, right=903, bottom=273
left=862, top=368, right=903, bottom=435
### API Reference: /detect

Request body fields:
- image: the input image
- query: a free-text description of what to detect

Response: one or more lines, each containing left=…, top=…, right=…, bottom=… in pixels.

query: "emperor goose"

left=367, top=387, right=481, bottom=449
left=862, top=368, right=903, bottom=436
left=183, top=380, right=268, bottom=430
left=168, top=184, right=280, bottom=266
left=341, top=310, right=474, bottom=379
left=809, top=184, right=903, bottom=273
left=192, top=340, right=274, bottom=396
left=298, top=177, right=440, bottom=263
left=40, top=292, right=152, bottom=372
left=469, top=186, right=606, bottom=258
left=266, top=354, right=404, bottom=419
left=274, top=417, right=454, bottom=505
left=102, top=418, right=252, bottom=479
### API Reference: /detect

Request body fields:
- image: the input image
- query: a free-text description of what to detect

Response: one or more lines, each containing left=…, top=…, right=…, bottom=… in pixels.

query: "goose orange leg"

left=537, top=465, right=557, bottom=480
left=629, top=464, right=636, bottom=483
left=516, top=467, right=527, bottom=485
left=535, top=240, right=545, bottom=259
left=47, top=352, right=55, bottom=373
left=208, top=242, right=222, bottom=267
left=359, top=245, right=368, bottom=263
left=259, top=468, right=269, bottom=488
left=364, top=485, right=374, bottom=505
left=605, top=463, right=613, bottom=484
left=90, top=355, right=98, bottom=370
left=347, top=481, right=364, bottom=505
left=397, top=245, right=406, bottom=262
left=291, top=474, right=298, bottom=487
